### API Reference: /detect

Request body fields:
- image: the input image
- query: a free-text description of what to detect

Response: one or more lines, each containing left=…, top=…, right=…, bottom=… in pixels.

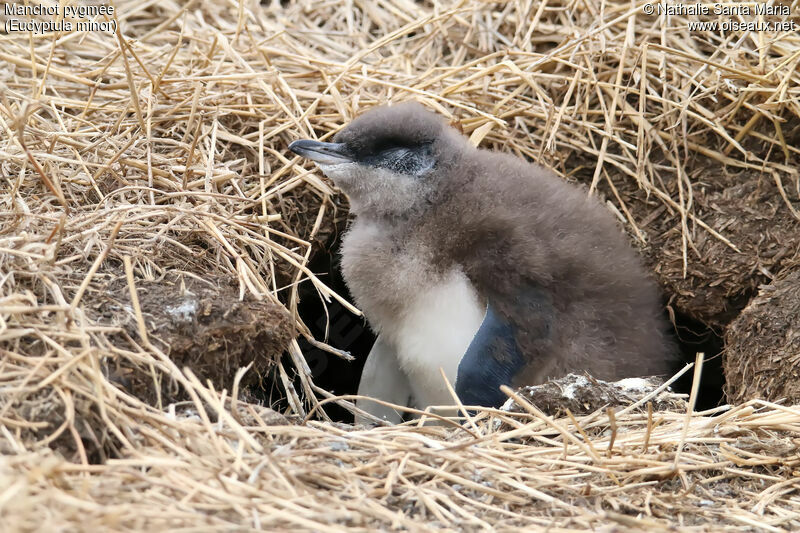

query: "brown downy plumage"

left=290, top=102, right=676, bottom=421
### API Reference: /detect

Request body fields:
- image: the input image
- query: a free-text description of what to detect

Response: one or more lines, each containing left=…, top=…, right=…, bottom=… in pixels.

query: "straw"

left=2, top=0, right=799, bottom=529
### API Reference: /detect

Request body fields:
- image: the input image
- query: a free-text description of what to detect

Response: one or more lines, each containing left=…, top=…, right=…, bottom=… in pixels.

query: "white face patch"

left=316, top=162, right=432, bottom=217
left=317, top=161, right=359, bottom=188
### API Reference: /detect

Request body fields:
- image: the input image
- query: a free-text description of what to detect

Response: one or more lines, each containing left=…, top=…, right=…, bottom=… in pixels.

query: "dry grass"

left=1, top=0, right=799, bottom=530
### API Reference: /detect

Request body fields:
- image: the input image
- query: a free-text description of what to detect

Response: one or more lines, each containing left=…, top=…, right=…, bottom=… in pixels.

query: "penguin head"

left=289, top=102, right=466, bottom=217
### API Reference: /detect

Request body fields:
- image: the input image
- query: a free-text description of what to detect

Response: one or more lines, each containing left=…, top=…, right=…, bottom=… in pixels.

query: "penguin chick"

left=289, top=102, right=676, bottom=423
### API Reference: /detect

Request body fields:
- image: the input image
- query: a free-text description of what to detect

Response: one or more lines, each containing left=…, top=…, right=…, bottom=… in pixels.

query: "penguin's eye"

left=369, top=143, right=435, bottom=176
left=380, top=147, right=415, bottom=170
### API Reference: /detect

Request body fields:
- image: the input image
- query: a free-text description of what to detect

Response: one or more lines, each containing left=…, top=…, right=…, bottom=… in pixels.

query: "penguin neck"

left=348, top=191, right=436, bottom=223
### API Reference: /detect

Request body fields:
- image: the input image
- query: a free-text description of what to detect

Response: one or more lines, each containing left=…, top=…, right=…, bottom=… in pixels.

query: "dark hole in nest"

left=254, top=227, right=375, bottom=423
left=292, top=231, right=376, bottom=422
left=270, top=231, right=728, bottom=422
left=668, top=309, right=726, bottom=411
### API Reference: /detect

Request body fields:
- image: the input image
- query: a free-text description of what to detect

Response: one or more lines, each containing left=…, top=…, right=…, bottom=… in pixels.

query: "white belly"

left=387, top=269, right=485, bottom=409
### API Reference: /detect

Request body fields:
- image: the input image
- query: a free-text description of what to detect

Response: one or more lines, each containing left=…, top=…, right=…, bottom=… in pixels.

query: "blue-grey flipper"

left=356, top=335, right=412, bottom=425
left=455, top=305, right=524, bottom=408
left=456, top=287, right=553, bottom=408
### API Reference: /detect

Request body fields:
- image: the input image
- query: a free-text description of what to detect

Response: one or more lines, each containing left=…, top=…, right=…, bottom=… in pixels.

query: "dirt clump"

left=628, top=166, right=800, bottom=328
left=724, top=270, right=800, bottom=404
left=503, top=373, right=681, bottom=418
left=87, top=272, right=294, bottom=406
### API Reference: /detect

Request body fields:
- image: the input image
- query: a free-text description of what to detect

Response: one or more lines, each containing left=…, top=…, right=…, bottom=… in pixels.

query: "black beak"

left=289, top=140, right=353, bottom=164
